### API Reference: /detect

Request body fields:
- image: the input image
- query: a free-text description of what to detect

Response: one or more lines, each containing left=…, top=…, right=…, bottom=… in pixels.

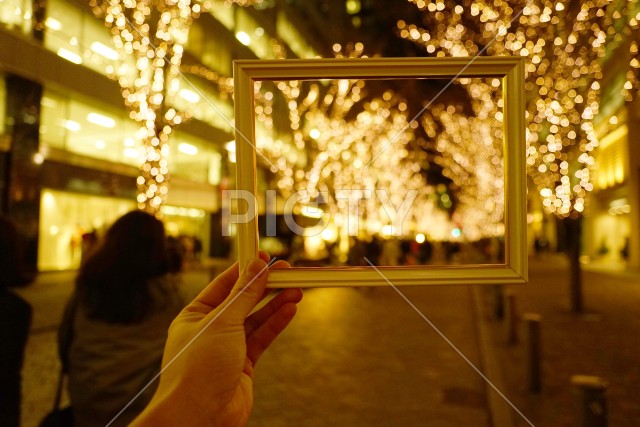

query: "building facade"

left=3, top=0, right=638, bottom=272
left=0, top=0, right=325, bottom=271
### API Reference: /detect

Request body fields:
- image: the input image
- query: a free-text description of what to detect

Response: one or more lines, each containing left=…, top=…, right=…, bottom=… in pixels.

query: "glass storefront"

left=4, top=0, right=315, bottom=272
left=591, top=208, right=630, bottom=263
left=172, top=76, right=234, bottom=134
left=38, top=189, right=136, bottom=270
left=40, top=89, right=142, bottom=166
left=39, top=189, right=211, bottom=271
left=0, top=0, right=32, bottom=35
left=40, top=88, right=223, bottom=185
left=41, top=0, right=235, bottom=133
left=44, top=0, right=125, bottom=76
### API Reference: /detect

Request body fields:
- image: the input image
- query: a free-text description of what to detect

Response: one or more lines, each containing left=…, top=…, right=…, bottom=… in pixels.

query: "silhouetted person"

left=192, top=236, right=203, bottom=263
left=60, top=210, right=184, bottom=427
left=347, top=237, right=366, bottom=266
left=365, top=236, right=381, bottom=265
left=0, top=216, right=33, bottom=427
left=80, top=229, right=98, bottom=265
left=166, top=235, right=185, bottom=274
left=419, top=239, right=433, bottom=264
left=380, top=238, right=401, bottom=266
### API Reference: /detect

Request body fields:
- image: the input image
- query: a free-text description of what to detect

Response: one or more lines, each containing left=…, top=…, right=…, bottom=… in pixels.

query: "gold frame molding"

left=233, top=57, right=527, bottom=287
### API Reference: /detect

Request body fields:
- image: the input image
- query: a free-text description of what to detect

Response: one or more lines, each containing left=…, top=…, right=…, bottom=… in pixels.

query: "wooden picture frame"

left=233, top=57, right=527, bottom=287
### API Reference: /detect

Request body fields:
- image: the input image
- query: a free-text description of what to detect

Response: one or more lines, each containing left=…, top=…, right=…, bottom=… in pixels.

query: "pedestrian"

left=60, top=210, right=184, bottom=427
left=380, top=238, right=401, bottom=266
left=0, top=216, right=33, bottom=427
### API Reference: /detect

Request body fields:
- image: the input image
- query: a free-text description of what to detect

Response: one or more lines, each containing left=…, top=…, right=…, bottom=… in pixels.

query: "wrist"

left=131, top=380, right=217, bottom=427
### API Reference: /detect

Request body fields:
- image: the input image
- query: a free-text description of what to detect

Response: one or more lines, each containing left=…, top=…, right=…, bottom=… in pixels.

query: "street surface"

left=15, top=254, right=640, bottom=426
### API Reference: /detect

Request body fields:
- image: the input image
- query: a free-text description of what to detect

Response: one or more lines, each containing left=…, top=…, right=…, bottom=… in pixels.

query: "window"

left=0, top=0, right=32, bottom=34
left=45, top=0, right=83, bottom=65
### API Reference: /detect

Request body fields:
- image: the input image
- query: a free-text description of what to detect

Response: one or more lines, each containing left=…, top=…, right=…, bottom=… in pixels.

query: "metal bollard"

left=571, top=375, right=608, bottom=427
left=524, top=313, right=542, bottom=393
left=504, top=290, right=518, bottom=345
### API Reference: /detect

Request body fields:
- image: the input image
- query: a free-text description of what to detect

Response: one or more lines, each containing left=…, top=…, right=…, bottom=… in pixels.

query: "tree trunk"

left=563, top=216, right=583, bottom=314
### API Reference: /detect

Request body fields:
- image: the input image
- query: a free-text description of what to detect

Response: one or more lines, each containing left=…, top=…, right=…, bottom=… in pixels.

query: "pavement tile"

left=479, top=255, right=640, bottom=427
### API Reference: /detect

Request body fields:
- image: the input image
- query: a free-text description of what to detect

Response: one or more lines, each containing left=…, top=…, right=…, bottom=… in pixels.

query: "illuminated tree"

left=88, top=0, right=206, bottom=214
left=255, top=46, right=444, bottom=253
left=400, top=0, right=640, bottom=311
left=418, top=86, right=505, bottom=241
left=89, top=0, right=262, bottom=214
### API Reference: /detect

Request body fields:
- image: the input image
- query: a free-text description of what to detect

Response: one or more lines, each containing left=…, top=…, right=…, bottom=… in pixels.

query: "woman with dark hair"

left=0, top=216, right=33, bottom=427
left=61, top=210, right=184, bottom=427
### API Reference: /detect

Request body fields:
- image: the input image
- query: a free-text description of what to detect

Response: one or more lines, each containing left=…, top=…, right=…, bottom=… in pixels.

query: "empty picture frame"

left=233, top=57, right=527, bottom=288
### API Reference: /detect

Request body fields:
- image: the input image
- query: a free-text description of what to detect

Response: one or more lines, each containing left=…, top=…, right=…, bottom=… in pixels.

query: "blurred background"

left=1, top=0, right=639, bottom=426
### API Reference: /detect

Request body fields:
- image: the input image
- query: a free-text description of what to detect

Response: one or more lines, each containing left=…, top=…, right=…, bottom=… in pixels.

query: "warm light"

left=45, top=17, right=61, bottom=31
left=63, top=120, right=81, bottom=132
left=162, top=205, right=206, bottom=218
left=309, top=128, right=320, bottom=139
left=178, top=88, right=200, bottom=103
left=41, top=97, right=57, bottom=108
left=57, top=48, right=82, bottom=64
left=415, top=233, right=426, bottom=243
left=225, top=140, right=236, bottom=163
left=389, top=0, right=629, bottom=219
left=123, top=148, right=139, bottom=158
left=382, top=225, right=396, bottom=236
left=178, top=142, right=198, bottom=155
left=89, top=0, right=220, bottom=214
left=95, top=140, right=106, bottom=149
left=91, top=42, right=119, bottom=60
left=321, top=227, right=337, bottom=242
left=346, top=0, right=361, bottom=14
left=235, top=31, right=251, bottom=46
left=301, top=205, right=324, bottom=219
left=87, top=113, right=116, bottom=128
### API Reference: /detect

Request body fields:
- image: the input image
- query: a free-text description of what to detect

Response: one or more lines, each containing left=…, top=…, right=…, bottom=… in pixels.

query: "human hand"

left=131, top=252, right=302, bottom=427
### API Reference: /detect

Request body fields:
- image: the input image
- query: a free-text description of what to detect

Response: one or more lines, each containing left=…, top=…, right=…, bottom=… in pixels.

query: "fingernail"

left=247, top=258, right=266, bottom=276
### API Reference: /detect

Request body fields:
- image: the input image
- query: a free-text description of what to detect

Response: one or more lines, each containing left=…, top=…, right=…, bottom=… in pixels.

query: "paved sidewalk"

left=250, top=285, right=491, bottom=427
left=478, top=254, right=640, bottom=426
left=15, top=268, right=214, bottom=427
left=19, top=255, right=640, bottom=426
left=17, top=265, right=493, bottom=427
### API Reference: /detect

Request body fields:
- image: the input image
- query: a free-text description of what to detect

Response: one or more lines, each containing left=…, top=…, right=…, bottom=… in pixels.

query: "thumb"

left=220, top=258, right=269, bottom=323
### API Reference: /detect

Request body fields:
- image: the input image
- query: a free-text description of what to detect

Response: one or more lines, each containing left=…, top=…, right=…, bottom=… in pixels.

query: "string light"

left=255, top=46, right=446, bottom=241
left=89, top=0, right=263, bottom=215
left=402, top=0, right=638, bottom=219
